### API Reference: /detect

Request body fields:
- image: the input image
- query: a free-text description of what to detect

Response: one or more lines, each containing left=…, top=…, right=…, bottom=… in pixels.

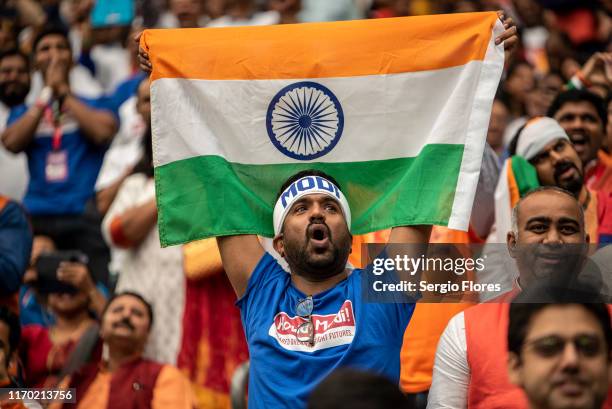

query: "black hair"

left=307, top=368, right=413, bottom=409
left=131, top=76, right=153, bottom=177
left=506, top=60, right=533, bottom=80
left=0, top=307, right=20, bottom=356
left=132, top=127, right=153, bottom=178
left=0, top=48, right=29, bottom=69
left=547, top=89, right=607, bottom=129
left=32, top=25, right=70, bottom=54
left=493, top=96, right=510, bottom=111
left=508, top=284, right=612, bottom=358
left=102, top=291, right=154, bottom=330
left=276, top=169, right=342, bottom=202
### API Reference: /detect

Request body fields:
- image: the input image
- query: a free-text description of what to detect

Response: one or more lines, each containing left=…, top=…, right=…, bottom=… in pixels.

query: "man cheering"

left=218, top=170, right=430, bottom=408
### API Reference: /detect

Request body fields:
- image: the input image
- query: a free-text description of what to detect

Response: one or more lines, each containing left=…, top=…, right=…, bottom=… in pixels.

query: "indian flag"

left=490, top=156, right=540, bottom=243
left=142, top=12, right=505, bottom=246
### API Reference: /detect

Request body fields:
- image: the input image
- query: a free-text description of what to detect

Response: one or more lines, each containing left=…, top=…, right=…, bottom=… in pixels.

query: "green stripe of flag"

left=155, top=144, right=464, bottom=246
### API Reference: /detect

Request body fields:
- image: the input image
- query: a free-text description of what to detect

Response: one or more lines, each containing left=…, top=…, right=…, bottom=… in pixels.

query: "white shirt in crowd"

left=96, top=93, right=146, bottom=280
left=427, top=311, right=469, bottom=409
left=90, top=44, right=132, bottom=94
left=207, top=10, right=280, bottom=27
left=102, top=174, right=185, bottom=365
left=156, top=12, right=210, bottom=28
left=95, top=96, right=145, bottom=192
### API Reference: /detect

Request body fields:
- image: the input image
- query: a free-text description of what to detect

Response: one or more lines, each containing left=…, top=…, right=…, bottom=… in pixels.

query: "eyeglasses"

left=523, top=334, right=604, bottom=358
left=295, top=295, right=314, bottom=347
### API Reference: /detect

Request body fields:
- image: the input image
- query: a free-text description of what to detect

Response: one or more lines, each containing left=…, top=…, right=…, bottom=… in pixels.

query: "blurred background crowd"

left=0, top=0, right=611, bottom=408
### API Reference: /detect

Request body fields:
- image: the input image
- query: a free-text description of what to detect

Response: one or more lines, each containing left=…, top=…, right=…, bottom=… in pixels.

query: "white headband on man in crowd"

left=273, top=176, right=352, bottom=235
left=515, top=117, right=570, bottom=160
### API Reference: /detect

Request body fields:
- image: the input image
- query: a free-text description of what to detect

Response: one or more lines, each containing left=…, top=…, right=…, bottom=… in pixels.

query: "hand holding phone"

left=35, top=251, right=89, bottom=294
left=57, top=261, right=96, bottom=293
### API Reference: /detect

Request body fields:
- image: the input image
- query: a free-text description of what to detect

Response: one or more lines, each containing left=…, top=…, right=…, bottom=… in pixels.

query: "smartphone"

left=90, top=0, right=135, bottom=28
left=35, top=251, right=89, bottom=294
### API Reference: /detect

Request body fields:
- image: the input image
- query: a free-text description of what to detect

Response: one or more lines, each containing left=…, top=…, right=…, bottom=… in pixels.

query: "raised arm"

left=471, top=143, right=500, bottom=239
left=388, top=225, right=432, bottom=244
left=49, top=54, right=116, bottom=145
left=2, top=55, right=117, bottom=151
left=216, top=235, right=265, bottom=298
left=386, top=225, right=432, bottom=286
left=496, top=11, right=517, bottom=62
left=57, top=261, right=107, bottom=319
left=136, top=31, right=152, bottom=74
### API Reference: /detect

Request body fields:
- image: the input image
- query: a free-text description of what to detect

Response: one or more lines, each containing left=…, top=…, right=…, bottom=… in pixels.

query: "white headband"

left=273, top=176, right=351, bottom=235
left=516, top=117, right=570, bottom=160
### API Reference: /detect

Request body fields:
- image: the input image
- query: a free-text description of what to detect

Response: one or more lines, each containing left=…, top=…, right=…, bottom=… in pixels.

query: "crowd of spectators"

left=0, top=0, right=611, bottom=408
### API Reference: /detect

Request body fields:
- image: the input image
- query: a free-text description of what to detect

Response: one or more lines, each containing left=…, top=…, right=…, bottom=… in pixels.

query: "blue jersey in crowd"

left=237, top=252, right=414, bottom=409
left=8, top=97, right=117, bottom=216
left=0, top=199, right=32, bottom=296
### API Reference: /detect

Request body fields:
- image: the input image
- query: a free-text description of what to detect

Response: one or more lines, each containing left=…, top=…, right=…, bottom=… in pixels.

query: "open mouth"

left=569, top=132, right=588, bottom=154
left=555, top=162, right=577, bottom=181
left=569, top=132, right=587, bottom=145
left=308, top=224, right=330, bottom=249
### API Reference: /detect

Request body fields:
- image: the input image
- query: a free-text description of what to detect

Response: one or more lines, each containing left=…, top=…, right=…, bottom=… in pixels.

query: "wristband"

left=35, top=86, right=52, bottom=109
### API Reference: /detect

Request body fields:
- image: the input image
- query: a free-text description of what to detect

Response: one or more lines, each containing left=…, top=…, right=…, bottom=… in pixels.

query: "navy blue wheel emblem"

left=266, top=81, right=344, bottom=160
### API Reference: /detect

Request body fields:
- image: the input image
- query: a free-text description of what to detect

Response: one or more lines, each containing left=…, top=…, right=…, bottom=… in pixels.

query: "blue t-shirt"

left=0, top=200, right=32, bottom=296
left=8, top=97, right=117, bottom=216
left=237, top=252, right=414, bottom=409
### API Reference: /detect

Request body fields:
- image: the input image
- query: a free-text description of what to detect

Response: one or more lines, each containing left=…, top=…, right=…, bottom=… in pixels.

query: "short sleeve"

left=84, top=96, right=121, bottom=128
left=236, top=252, right=287, bottom=338
left=6, top=105, right=28, bottom=127
left=427, top=311, right=469, bottom=409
